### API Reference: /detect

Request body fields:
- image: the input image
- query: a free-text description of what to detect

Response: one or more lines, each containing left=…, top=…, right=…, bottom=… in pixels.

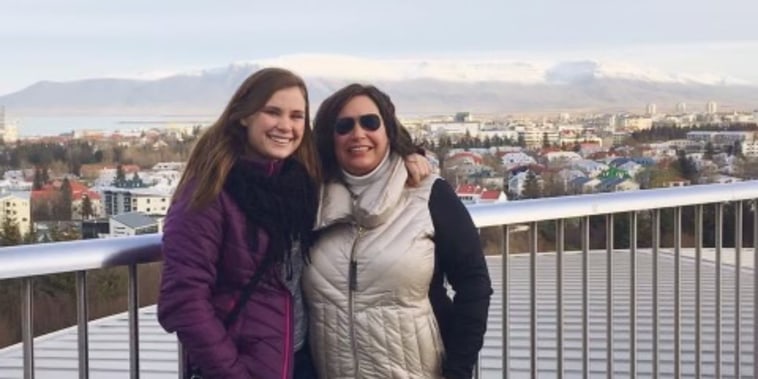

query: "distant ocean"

left=8, top=115, right=216, bottom=137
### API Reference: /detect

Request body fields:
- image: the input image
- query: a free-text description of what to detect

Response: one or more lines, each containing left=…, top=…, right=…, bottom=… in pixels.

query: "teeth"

left=349, top=147, right=370, bottom=152
left=269, top=135, right=291, bottom=144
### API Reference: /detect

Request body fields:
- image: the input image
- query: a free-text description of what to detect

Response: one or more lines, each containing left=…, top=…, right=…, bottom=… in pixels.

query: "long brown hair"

left=313, top=83, right=417, bottom=182
left=176, top=67, right=320, bottom=208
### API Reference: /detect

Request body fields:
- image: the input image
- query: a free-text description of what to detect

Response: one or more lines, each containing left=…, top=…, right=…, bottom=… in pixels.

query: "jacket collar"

left=315, top=154, right=407, bottom=230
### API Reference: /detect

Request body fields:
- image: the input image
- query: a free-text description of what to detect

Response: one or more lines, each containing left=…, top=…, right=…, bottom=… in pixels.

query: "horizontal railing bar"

left=469, top=181, right=758, bottom=227
left=1, top=182, right=757, bottom=281
left=0, top=234, right=161, bottom=280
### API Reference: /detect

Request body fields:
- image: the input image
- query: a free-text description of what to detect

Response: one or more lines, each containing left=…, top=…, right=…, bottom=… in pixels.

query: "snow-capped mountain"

left=2, top=54, right=757, bottom=115
left=142, top=54, right=750, bottom=86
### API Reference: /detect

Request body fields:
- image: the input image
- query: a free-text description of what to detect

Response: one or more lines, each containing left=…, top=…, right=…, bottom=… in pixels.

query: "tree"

left=32, top=167, right=44, bottom=190
left=50, top=224, right=81, bottom=241
left=58, top=178, right=73, bottom=221
left=41, top=166, right=49, bottom=183
left=542, top=132, right=550, bottom=148
left=522, top=171, right=542, bottom=199
left=517, top=134, right=526, bottom=148
left=543, top=172, right=566, bottom=197
left=81, top=195, right=94, bottom=220
left=116, top=164, right=126, bottom=182
left=674, top=150, right=698, bottom=182
left=0, top=217, right=22, bottom=246
left=704, top=142, right=715, bottom=160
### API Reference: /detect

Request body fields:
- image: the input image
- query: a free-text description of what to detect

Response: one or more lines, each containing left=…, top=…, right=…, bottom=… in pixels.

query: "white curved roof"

left=0, top=251, right=753, bottom=378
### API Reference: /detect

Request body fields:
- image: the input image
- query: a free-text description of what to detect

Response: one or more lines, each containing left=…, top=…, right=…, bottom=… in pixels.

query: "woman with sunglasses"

left=304, top=83, right=493, bottom=379
left=157, top=69, right=430, bottom=379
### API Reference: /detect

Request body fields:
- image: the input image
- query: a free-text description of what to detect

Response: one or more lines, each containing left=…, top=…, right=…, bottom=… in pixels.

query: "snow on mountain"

left=3, top=54, right=757, bottom=116
left=152, top=54, right=749, bottom=86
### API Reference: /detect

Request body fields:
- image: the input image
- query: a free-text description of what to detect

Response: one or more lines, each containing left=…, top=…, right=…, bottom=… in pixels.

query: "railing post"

left=652, top=209, right=660, bottom=379
left=529, top=222, right=538, bottom=379
left=673, top=207, right=682, bottom=379
left=715, top=203, right=723, bottom=379
left=502, top=224, right=510, bottom=379
left=629, top=212, right=637, bottom=378
left=76, top=271, right=89, bottom=379
left=695, top=204, right=703, bottom=379
left=753, top=199, right=758, bottom=379
left=177, top=341, right=185, bottom=379
left=734, top=202, right=742, bottom=379
left=22, top=277, right=34, bottom=379
left=556, top=219, right=564, bottom=379
left=128, top=264, right=140, bottom=379
left=581, top=216, right=590, bottom=379
left=606, top=213, right=614, bottom=379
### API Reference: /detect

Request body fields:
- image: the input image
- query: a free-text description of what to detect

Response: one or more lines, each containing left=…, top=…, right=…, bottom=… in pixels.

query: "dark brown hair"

left=312, top=83, right=417, bottom=182
left=176, top=67, right=320, bottom=208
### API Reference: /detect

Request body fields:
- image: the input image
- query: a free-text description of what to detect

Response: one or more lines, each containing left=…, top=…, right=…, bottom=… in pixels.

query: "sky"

left=2, top=0, right=758, bottom=95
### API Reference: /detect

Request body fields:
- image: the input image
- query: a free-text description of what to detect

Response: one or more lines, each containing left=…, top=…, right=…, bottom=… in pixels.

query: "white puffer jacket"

left=303, top=155, right=444, bottom=379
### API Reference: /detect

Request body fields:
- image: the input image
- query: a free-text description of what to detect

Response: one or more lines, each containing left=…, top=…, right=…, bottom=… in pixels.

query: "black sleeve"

left=428, top=179, right=493, bottom=379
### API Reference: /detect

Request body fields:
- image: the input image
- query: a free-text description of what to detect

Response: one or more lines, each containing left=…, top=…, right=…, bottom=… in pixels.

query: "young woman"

left=158, top=69, right=430, bottom=379
left=304, top=84, right=493, bottom=379
left=158, top=67, right=320, bottom=379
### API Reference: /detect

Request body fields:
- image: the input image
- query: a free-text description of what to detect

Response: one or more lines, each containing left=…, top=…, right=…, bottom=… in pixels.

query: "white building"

left=152, top=162, right=186, bottom=171
left=518, top=129, right=560, bottom=147
left=109, top=212, right=160, bottom=237
left=0, top=191, right=31, bottom=237
left=620, top=117, right=653, bottom=131
left=501, top=152, right=536, bottom=171
left=676, top=102, right=687, bottom=114
left=102, top=188, right=173, bottom=216
left=646, top=103, right=657, bottom=116
left=428, top=122, right=481, bottom=137
left=544, top=151, right=582, bottom=165
left=706, top=101, right=718, bottom=114
left=742, top=140, right=758, bottom=157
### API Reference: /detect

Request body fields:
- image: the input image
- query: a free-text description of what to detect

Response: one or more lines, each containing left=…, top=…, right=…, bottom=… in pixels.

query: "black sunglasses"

left=334, top=114, right=382, bottom=135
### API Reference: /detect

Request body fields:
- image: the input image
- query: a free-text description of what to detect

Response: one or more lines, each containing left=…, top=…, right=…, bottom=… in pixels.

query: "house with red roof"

left=31, top=179, right=103, bottom=221
left=478, top=189, right=508, bottom=203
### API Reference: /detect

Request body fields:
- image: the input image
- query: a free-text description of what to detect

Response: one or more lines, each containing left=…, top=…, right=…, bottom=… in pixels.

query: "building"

left=619, top=116, right=653, bottom=131
left=676, top=102, right=687, bottom=114
left=646, top=103, right=657, bottom=116
left=427, top=121, right=481, bottom=137
left=478, top=189, right=508, bottom=203
left=102, top=188, right=172, bottom=216
left=742, top=140, right=758, bottom=157
left=686, top=131, right=755, bottom=151
left=706, top=101, right=718, bottom=114
left=518, top=129, right=560, bottom=148
left=455, top=184, right=483, bottom=204
left=81, top=219, right=110, bottom=239
left=109, top=212, right=160, bottom=237
left=0, top=191, right=32, bottom=237
left=0, top=106, right=19, bottom=143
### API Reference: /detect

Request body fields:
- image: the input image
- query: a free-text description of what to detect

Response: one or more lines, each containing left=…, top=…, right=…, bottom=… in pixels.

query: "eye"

left=262, top=108, right=281, bottom=116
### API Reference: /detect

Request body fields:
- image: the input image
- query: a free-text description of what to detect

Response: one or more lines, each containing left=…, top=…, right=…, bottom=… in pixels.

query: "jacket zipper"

left=348, top=225, right=364, bottom=378
left=282, top=293, right=292, bottom=379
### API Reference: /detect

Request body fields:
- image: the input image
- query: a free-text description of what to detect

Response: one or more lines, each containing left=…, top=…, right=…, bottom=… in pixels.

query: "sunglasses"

left=334, top=114, right=382, bottom=135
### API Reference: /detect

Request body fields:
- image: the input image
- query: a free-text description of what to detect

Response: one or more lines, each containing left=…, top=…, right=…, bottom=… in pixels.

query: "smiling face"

left=333, top=95, right=390, bottom=176
left=240, top=86, right=306, bottom=160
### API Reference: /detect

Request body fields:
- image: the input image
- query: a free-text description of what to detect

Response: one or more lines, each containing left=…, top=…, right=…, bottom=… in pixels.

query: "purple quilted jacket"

left=158, top=161, right=295, bottom=379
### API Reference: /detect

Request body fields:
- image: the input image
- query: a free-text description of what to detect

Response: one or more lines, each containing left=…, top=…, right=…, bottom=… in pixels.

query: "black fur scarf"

left=224, top=157, right=318, bottom=281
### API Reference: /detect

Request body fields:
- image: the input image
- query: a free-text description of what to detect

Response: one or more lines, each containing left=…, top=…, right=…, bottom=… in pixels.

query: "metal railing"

left=0, top=234, right=162, bottom=379
left=1, top=181, right=757, bottom=378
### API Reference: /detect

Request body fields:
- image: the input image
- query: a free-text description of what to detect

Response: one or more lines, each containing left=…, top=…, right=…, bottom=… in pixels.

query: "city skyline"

left=2, top=0, right=758, bottom=95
